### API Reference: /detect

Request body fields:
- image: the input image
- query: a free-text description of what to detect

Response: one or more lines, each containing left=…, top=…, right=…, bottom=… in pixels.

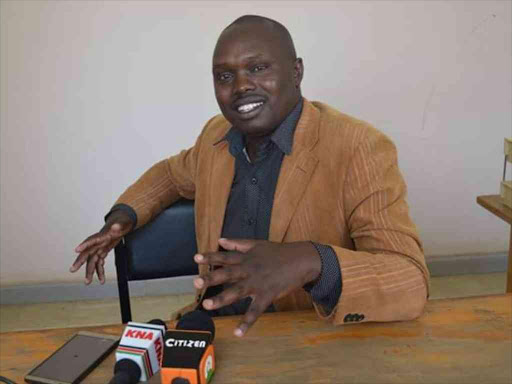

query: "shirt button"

left=251, top=177, right=258, bottom=185
left=248, top=218, right=254, bottom=225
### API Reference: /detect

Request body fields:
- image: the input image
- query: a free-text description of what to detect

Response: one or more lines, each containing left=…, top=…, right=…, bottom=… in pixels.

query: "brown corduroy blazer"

left=115, top=99, right=430, bottom=325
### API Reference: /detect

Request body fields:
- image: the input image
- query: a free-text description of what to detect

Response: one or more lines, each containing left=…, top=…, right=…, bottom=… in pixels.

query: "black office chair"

left=114, top=199, right=198, bottom=323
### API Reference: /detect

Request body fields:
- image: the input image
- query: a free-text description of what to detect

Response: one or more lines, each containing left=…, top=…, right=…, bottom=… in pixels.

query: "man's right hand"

left=70, top=210, right=135, bottom=285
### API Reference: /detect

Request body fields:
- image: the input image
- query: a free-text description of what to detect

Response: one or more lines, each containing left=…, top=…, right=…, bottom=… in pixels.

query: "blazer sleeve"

left=313, top=129, right=430, bottom=324
left=113, top=117, right=213, bottom=230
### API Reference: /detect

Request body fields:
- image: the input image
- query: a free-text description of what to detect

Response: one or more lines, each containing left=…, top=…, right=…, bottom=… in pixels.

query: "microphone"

left=109, top=359, right=141, bottom=384
left=111, top=319, right=167, bottom=382
left=161, top=310, right=216, bottom=384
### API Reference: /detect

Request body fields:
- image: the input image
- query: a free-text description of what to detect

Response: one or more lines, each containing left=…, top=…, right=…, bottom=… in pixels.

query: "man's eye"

left=217, top=73, right=232, bottom=82
left=252, top=65, right=268, bottom=73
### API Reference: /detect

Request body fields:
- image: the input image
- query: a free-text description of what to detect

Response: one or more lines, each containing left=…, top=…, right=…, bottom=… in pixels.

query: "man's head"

left=212, top=15, right=304, bottom=137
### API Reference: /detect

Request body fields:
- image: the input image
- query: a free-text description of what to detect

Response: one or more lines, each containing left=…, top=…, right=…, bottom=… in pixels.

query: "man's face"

left=212, top=24, right=303, bottom=137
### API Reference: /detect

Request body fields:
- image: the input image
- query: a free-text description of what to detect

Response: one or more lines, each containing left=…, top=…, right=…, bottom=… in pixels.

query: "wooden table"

left=1, top=295, right=511, bottom=384
left=477, top=194, right=512, bottom=292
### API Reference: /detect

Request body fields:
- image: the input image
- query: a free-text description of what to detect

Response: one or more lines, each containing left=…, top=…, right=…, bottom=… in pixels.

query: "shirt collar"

left=215, top=97, right=304, bottom=157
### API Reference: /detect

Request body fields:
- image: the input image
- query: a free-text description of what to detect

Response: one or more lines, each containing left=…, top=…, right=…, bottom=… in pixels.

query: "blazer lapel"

left=208, top=135, right=235, bottom=252
left=269, top=100, right=320, bottom=243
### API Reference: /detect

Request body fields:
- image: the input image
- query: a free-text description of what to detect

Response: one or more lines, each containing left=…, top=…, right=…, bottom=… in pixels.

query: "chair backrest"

left=114, top=199, right=198, bottom=323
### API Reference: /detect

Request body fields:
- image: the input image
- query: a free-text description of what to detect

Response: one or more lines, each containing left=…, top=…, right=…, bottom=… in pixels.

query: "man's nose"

left=233, top=73, right=255, bottom=95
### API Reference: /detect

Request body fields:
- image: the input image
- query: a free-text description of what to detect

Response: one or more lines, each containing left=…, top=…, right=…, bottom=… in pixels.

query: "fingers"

left=218, top=238, right=262, bottom=253
left=95, top=254, right=106, bottom=284
left=71, top=218, right=130, bottom=284
left=71, top=237, right=121, bottom=287
left=85, top=253, right=99, bottom=285
left=199, top=280, right=270, bottom=337
left=70, top=241, right=104, bottom=273
left=201, top=283, right=248, bottom=310
left=194, top=264, right=246, bottom=289
left=235, top=297, right=270, bottom=337
left=194, top=251, right=244, bottom=266
left=71, top=229, right=123, bottom=272
left=74, top=231, right=114, bottom=254
left=85, top=247, right=108, bottom=284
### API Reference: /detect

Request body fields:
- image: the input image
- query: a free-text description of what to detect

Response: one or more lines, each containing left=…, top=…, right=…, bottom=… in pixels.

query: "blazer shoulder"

left=199, top=113, right=231, bottom=144
left=311, top=101, right=395, bottom=150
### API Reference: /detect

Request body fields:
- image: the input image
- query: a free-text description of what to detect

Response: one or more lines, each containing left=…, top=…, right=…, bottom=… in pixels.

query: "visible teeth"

left=237, top=102, right=263, bottom=113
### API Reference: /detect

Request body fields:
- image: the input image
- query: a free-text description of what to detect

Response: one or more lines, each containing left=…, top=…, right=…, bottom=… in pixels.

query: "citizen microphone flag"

left=115, top=319, right=167, bottom=381
left=161, top=310, right=216, bottom=384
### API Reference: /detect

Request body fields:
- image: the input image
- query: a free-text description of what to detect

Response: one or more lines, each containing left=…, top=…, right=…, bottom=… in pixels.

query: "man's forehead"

left=213, top=24, right=284, bottom=64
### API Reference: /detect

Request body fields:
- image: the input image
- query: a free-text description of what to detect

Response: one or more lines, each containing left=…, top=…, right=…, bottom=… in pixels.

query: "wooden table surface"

left=1, top=295, right=511, bottom=384
left=477, top=194, right=512, bottom=225
left=477, top=194, right=512, bottom=292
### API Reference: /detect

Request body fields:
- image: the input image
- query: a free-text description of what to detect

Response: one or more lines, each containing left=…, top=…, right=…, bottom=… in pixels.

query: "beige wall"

left=1, top=0, right=511, bottom=284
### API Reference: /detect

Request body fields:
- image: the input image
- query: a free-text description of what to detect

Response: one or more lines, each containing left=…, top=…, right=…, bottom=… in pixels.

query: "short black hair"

left=224, top=15, right=297, bottom=61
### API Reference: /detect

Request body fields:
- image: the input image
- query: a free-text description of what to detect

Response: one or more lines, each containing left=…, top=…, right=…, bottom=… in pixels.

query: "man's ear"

left=294, top=58, right=304, bottom=88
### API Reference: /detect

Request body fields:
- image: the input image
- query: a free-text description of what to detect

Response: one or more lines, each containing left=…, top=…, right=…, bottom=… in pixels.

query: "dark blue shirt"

left=207, top=99, right=342, bottom=315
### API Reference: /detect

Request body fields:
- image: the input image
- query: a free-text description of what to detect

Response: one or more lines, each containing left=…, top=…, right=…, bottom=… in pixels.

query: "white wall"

left=1, top=0, right=511, bottom=285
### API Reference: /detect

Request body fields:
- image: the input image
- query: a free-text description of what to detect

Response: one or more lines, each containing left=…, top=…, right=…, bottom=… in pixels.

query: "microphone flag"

left=116, top=321, right=166, bottom=381
left=160, top=311, right=216, bottom=384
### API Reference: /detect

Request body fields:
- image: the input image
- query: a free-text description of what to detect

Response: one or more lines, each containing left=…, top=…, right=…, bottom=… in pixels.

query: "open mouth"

left=236, top=101, right=265, bottom=115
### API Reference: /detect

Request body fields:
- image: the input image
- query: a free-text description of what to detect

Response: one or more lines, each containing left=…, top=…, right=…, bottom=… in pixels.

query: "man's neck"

left=244, top=96, right=303, bottom=161
left=245, top=135, right=270, bottom=162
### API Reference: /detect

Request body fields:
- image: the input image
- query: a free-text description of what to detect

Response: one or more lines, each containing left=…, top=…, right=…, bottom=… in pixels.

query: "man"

left=70, top=15, right=429, bottom=337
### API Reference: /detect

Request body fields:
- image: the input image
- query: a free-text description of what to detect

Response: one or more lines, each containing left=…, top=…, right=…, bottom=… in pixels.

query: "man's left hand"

left=193, top=238, right=321, bottom=337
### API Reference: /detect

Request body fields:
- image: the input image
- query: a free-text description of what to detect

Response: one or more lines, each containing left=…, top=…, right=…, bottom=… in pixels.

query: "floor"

left=0, top=272, right=507, bottom=333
